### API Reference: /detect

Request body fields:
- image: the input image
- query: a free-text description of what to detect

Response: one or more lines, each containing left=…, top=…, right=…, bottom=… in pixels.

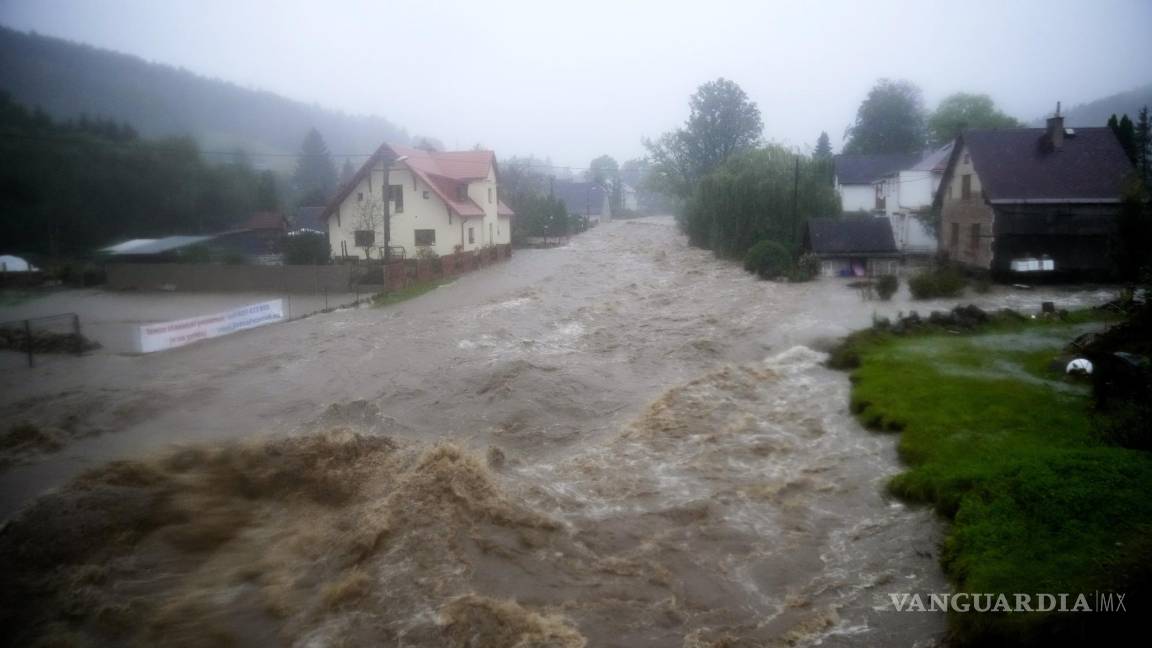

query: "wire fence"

left=0, top=313, right=95, bottom=368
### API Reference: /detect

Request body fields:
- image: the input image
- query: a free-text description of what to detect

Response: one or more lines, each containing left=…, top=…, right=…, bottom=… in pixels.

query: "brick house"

left=934, top=112, right=1134, bottom=277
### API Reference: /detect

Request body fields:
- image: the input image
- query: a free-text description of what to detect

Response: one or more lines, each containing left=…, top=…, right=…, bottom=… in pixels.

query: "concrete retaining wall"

left=106, top=264, right=353, bottom=293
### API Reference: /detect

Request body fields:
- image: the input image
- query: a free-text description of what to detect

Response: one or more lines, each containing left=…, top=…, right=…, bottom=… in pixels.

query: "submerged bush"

left=908, top=266, right=966, bottom=299
left=743, top=240, right=791, bottom=279
left=875, top=274, right=899, bottom=300
left=788, top=253, right=821, bottom=282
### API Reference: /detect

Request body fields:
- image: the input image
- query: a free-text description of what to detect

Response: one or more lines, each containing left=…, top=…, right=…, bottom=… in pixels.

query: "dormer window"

left=457, top=185, right=468, bottom=201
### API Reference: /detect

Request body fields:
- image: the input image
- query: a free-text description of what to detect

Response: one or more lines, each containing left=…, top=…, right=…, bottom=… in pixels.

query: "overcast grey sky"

left=2, top=0, right=1150, bottom=167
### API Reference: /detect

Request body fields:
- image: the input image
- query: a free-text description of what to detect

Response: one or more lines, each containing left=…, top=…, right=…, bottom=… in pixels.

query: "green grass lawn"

left=370, top=278, right=452, bottom=308
left=843, top=314, right=1152, bottom=645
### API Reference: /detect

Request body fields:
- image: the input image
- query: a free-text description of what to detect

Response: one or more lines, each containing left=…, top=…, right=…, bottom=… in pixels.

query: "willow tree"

left=682, top=145, right=840, bottom=258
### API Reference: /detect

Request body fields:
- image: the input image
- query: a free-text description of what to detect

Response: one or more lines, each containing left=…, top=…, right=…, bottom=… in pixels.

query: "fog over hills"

left=1030, top=83, right=1152, bottom=126
left=0, top=26, right=415, bottom=167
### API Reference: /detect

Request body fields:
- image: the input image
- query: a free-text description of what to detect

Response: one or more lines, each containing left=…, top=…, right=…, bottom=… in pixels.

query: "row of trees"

left=644, top=79, right=839, bottom=270
left=839, top=80, right=1023, bottom=155
left=1108, top=108, right=1151, bottom=183
left=0, top=93, right=281, bottom=260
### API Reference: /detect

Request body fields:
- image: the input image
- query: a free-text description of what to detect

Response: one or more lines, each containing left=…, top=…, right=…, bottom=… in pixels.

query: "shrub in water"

left=743, top=240, right=791, bottom=279
left=875, top=274, right=899, bottom=300
left=908, top=267, right=966, bottom=299
left=788, top=253, right=821, bottom=282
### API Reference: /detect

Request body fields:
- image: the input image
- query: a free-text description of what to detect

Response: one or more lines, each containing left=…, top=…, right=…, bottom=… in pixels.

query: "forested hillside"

left=0, top=26, right=410, bottom=165
left=0, top=93, right=279, bottom=260
left=1032, top=83, right=1152, bottom=126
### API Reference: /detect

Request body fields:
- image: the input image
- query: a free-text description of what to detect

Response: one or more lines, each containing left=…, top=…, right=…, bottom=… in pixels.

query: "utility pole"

left=791, top=156, right=801, bottom=249
left=382, top=164, right=391, bottom=263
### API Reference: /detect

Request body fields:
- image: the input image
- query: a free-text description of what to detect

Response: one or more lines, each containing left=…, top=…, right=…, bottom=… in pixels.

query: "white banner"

left=137, top=299, right=285, bottom=353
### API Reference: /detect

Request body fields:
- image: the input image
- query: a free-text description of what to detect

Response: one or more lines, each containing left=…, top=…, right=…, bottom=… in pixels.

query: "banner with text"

left=137, top=299, right=285, bottom=353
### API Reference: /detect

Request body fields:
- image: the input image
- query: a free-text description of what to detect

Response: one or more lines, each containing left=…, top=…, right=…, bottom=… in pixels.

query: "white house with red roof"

left=323, top=144, right=514, bottom=259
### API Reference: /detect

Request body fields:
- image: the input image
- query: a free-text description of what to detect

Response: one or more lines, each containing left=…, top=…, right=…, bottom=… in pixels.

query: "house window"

left=390, top=185, right=404, bottom=213
left=357, top=192, right=364, bottom=202
left=947, top=184, right=953, bottom=200
left=354, top=230, right=375, bottom=248
left=468, top=227, right=475, bottom=244
left=423, top=190, right=430, bottom=199
left=969, top=223, right=980, bottom=253
left=457, top=185, right=468, bottom=201
left=875, top=185, right=886, bottom=211
left=963, top=153, right=970, bottom=165
left=950, top=222, right=959, bottom=250
left=961, top=174, right=972, bottom=200
left=415, top=229, right=435, bottom=247
left=488, top=187, right=493, bottom=203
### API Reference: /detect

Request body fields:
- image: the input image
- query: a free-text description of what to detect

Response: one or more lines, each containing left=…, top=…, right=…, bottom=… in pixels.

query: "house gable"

left=325, top=144, right=514, bottom=258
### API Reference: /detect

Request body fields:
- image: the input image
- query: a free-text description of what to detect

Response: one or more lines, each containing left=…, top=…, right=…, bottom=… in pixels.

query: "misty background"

left=2, top=0, right=1151, bottom=168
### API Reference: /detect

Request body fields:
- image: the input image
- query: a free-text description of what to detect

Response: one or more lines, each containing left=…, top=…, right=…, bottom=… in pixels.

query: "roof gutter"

left=988, top=198, right=1122, bottom=205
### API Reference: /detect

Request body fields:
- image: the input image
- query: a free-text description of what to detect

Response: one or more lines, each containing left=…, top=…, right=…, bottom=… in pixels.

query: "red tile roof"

left=322, top=144, right=514, bottom=220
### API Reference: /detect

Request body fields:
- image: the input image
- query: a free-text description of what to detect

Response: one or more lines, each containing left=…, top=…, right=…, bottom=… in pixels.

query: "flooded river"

left=0, top=217, right=1115, bottom=646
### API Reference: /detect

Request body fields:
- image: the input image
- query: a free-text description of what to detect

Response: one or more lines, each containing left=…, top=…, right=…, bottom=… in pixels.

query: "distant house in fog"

left=934, top=111, right=1134, bottom=277
left=803, top=216, right=899, bottom=277
left=872, top=143, right=952, bottom=255
left=833, top=153, right=920, bottom=212
left=552, top=180, right=610, bottom=224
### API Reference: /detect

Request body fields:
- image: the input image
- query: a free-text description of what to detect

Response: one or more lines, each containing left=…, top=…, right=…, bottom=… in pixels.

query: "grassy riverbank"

left=371, top=278, right=452, bottom=308
left=833, top=310, right=1152, bottom=645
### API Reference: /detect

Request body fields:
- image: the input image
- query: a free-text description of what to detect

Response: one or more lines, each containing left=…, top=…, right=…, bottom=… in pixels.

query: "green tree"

left=843, top=79, right=926, bottom=154
left=644, top=78, right=763, bottom=199
left=927, top=93, right=1022, bottom=145
left=813, top=132, right=832, bottom=160
left=813, top=131, right=834, bottom=185
left=291, top=128, right=337, bottom=202
left=1111, top=114, right=1138, bottom=163
left=1135, top=107, right=1150, bottom=184
left=255, top=171, right=280, bottom=211
left=681, top=146, right=840, bottom=258
left=588, top=155, right=622, bottom=212
left=283, top=232, right=329, bottom=264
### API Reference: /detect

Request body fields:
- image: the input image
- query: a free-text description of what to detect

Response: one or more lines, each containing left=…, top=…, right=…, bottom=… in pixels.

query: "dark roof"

left=956, top=127, right=1132, bottom=202
left=910, top=142, right=953, bottom=173
left=805, top=216, right=897, bottom=255
left=239, top=211, right=287, bottom=231
left=552, top=181, right=606, bottom=216
left=294, top=206, right=326, bottom=231
left=834, top=153, right=920, bottom=185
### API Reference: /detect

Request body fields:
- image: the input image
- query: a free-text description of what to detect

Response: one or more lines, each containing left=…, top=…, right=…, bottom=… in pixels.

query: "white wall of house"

left=621, top=184, right=638, bottom=211
left=876, top=169, right=940, bottom=254
left=835, top=182, right=876, bottom=212
left=465, top=166, right=511, bottom=248
left=328, top=161, right=511, bottom=259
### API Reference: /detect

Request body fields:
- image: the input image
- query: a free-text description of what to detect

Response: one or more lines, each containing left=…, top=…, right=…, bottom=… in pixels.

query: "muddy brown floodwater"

left=0, top=217, right=1115, bottom=647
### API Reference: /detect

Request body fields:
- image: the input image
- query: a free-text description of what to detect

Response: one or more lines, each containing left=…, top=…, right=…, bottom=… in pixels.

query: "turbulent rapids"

left=0, top=217, right=1112, bottom=647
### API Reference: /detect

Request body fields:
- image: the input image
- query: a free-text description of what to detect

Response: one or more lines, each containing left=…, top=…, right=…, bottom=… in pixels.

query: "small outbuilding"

left=0, top=255, right=37, bottom=272
left=804, top=216, right=900, bottom=277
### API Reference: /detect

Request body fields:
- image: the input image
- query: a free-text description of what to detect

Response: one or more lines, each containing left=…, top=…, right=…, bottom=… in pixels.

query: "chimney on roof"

left=1046, top=101, right=1064, bottom=151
